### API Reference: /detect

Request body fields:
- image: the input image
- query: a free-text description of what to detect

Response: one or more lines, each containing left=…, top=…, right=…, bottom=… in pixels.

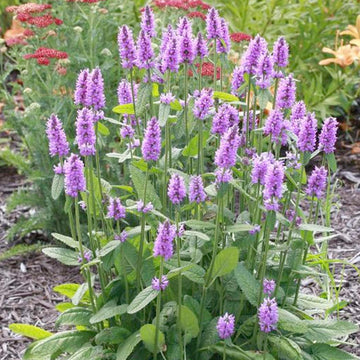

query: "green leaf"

left=179, top=305, right=199, bottom=339
left=268, top=335, right=302, bottom=360
left=234, top=262, right=260, bottom=307
left=52, top=233, right=79, bottom=249
left=213, top=91, right=239, bottom=102
left=56, top=302, right=74, bottom=313
left=277, top=309, right=308, bottom=334
left=9, top=324, right=52, bottom=340
left=67, top=345, right=103, bottom=360
left=129, top=165, right=161, bottom=209
left=152, top=83, right=159, bottom=97
left=288, top=293, right=333, bottom=310
left=116, top=332, right=141, bottom=360
left=55, top=307, right=92, bottom=328
left=53, top=283, right=80, bottom=299
left=183, top=230, right=210, bottom=241
left=126, top=225, right=151, bottom=238
left=298, top=224, right=333, bottom=233
left=97, top=121, right=110, bottom=136
left=112, top=103, right=135, bottom=115
left=95, top=327, right=131, bottom=345
left=90, top=300, right=128, bottom=324
left=98, top=240, right=120, bottom=257
left=225, top=224, right=254, bottom=233
left=325, top=152, right=337, bottom=173
left=51, top=174, right=64, bottom=200
left=209, top=247, right=239, bottom=280
left=42, top=247, right=79, bottom=266
left=136, top=83, right=152, bottom=116
left=184, top=220, right=216, bottom=230
left=72, top=282, right=89, bottom=306
left=310, top=343, right=358, bottom=360
left=106, top=150, right=132, bottom=163
left=211, top=345, right=276, bottom=360
left=127, top=286, right=158, bottom=314
left=170, top=99, right=182, bottom=111
left=258, top=88, right=271, bottom=110
left=164, top=259, right=205, bottom=284
left=199, top=318, right=220, bottom=360
left=140, top=324, right=165, bottom=353
left=158, top=103, right=171, bottom=127
left=182, top=131, right=209, bottom=157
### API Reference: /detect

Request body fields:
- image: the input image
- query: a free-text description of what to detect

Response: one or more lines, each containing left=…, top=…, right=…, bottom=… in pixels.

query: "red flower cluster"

left=66, top=0, right=106, bottom=2
left=24, top=47, right=68, bottom=66
left=188, top=62, right=221, bottom=79
left=187, top=11, right=206, bottom=21
left=230, top=32, right=252, bottom=43
left=6, top=3, right=52, bottom=15
left=153, top=0, right=210, bottom=10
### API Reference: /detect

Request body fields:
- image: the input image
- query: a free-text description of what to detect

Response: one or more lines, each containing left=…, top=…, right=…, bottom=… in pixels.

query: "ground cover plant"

left=6, top=2, right=360, bottom=360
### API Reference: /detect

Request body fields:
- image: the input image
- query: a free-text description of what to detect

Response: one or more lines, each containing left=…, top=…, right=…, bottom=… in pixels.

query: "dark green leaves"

left=234, top=262, right=260, bottom=307
left=127, top=286, right=158, bottom=314
left=140, top=324, right=165, bottom=353
left=208, top=247, right=239, bottom=280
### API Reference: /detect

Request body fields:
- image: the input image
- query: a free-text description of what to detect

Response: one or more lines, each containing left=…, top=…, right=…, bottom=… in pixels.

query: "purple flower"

left=272, top=36, right=289, bottom=78
left=215, top=125, right=241, bottom=168
left=74, top=69, right=89, bottom=106
left=264, top=108, right=284, bottom=141
left=64, top=154, right=86, bottom=197
left=142, top=117, right=161, bottom=161
left=263, top=160, right=284, bottom=211
left=276, top=74, right=296, bottom=109
left=251, top=152, right=274, bottom=185
left=216, top=313, right=235, bottom=339
left=212, top=103, right=239, bottom=135
left=285, top=151, right=300, bottom=170
left=195, top=31, right=208, bottom=59
left=231, top=65, right=245, bottom=94
left=177, top=17, right=191, bottom=37
left=85, top=67, right=106, bottom=110
left=206, top=7, right=221, bottom=40
left=193, top=88, right=214, bottom=120
left=290, top=101, right=306, bottom=136
left=258, top=297, right=278, bottom=333
left=53, top=163, right=64, bottom=175
left=168, top=173, right=187, bottom=205
left=318, top=117, right=338, bottom=154
left=256, top=52, right=274, bottom=89
left=178, top=19, right=195, bottom=64
left=306, top=166, right=327, bottom=198
left=115, top=230, right=128, bottom=242
left=242, top=35, right=268, bottom=74
left=216, top=18, right=230, bottom=54
left=249, top=225, right=261, bottom=235
left=286, top=209, right=302, bottom=227
left=162, top=36, right=180, bottom=72
left=160, top=92, right=176, bottom=105
left=46, top=114, right=69, bottom=157
left=117, top=79, right=134, bottom=105
left=128, top=138, right=140, bottom=150
left=177, top=223, right=185, bottom=238
left=107, top=197, right=126, bottom=220
left=118, top=25, right=137, bottom=69
left=120, top=125, right=135, bottom=139
left=137, top=200, right=154, bottom=213
left=160, top=25, right=174, bottom=54
left=189, top=175, right=206, bottom=203
left=75, top=108, right=96, bottom=156
left=141, top=5, right=156, bottom=38
left=298, top=112, right=317, bottom=153
left=93, top=110, right=104, bottom=123
left=78, top=250, right=92, bottom=263
left=136, top=30, right=154, bottom=69
left=242, top=111, right=257, bottom=133
left=215, top=168, right=233, bottom=184
left=263, top=279, right=276, bottom=295
left=152, top=275, right=169, bottom=291
left=153, top=220, right=177, bottom=260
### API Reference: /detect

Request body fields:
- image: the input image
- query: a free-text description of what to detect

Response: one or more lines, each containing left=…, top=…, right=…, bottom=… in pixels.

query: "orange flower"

left=340, top=14, right=360, bottom=40
left=319, top=44, right=360, bottom=67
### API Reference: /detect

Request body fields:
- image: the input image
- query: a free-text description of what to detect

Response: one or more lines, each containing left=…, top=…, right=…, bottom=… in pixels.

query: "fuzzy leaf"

left=97, top=122, right=110, bottom=136
left=127, top=286, right=158, bottom=314
left=90, top=300, right=128, bottom=324
left=209, top=247, right=239, bottom=279
left=51, top=174, right=64, bottom=200
left=234, top=262, right=260, bottom=307
left=55, top=307, right=92, bottom=328
left=42, top=247, right=79, bottom=266
left=9, top=324, right=52, bottom=340
left=179, top=305, right=199, bottom=339
left=112, top=103, right=135, bottom=115
left=95, top=327, right=131, bottom=345
left=116, top=332, right=141, bottom=360
left=213, top=91, right=239, bottom=102
left=52, top=233, right=78, bottom=249
left=140, top=324, right=165, bottom=353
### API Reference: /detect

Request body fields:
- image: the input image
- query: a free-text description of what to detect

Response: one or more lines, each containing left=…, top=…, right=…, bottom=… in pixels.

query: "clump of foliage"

left=9, top=3, right=359, bottom=360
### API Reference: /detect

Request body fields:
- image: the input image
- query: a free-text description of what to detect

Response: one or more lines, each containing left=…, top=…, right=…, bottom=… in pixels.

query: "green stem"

left=154, top=258, right=164, bottom=360
left=223, top=341, right=226, bottom=360
left=130, top=70, right=141, bottom=140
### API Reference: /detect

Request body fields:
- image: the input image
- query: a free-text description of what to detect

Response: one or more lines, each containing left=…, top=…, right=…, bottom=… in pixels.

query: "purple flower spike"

left=258, top=297, right=278, bottom=333
left=76, top=108, right=96, bottom=156
left=249, top=224, right=261, bottom=235
left=216, top=18, right=230, bottom=54
left=242, top=34, right=268, bottom=74
left=272, top=36, right=289, bottom=69
left=74, top=69, right=89, bottom=106
left=298, top=112, right=317, bottom=153
left=136, top=30, right=154, bottom=69
left=168, top=173, right=187, bottom=205
left=256, top=51, right=274, bottom=89
left=86, top=67, right=106, bottom=110
left=107, top=197, right=126, bottom=220
left=251, top=152, right=274, bottom=185
left=290, top=101, right=306, bottom=136
left=46, top=114, right=69, bottom=157
left=117, top=79, right=134, bottom=105
left=318, top=117, right=338, bottom=154
left=160, top=25, right=175, bottom=54
left=195, top=32, right=208, bottom=59
left=189, top=175, right=206, bottom=203
left=193, top=88, right=214, bottom=120
left=137, top=200, right=154, bottom=213
left=118, top=25, right=137, bottom=69
left=162, top=35, right=180, bottom=72
left=120, top=125, right=135, bottom=139
left=276, top=74, right=296, bottom=109
left=115, top=230, right=128, bottom=243
left=306, top=166, right=327, bottom=198
left=206, top=7, right=221, bottom=40
left=160, top=92, right=176, bottom=105
left=263, top=279, right=276, bottom=295
left=215, top=125, right=241, bottom=169
left=217, top=313, right=235, bottom=339
left=152, top=275, right=169, bottom=291
left=64, top=154, right=86, bottom=197
left=178, top=19, right=195, bottom=64
left=212, top=103, right=239, bottom=135
left=215, top=168, right=233, bottom=184
left=231, top=65, right=245, bottom=94
left=142, top=117, right=161, bottom=162
left=177, top=17, right=191, bottom=37
left=264, top=108, right=284, bottom=142
left=153, top=220, right=177, bottom=260
left=141, top=5, right=156, bottom=38
left=263, top=160, right=284, bottom=211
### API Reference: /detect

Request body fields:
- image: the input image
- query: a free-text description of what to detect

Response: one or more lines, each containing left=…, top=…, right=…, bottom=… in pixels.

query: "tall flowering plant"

left=11, top=4, right=359, bottom=360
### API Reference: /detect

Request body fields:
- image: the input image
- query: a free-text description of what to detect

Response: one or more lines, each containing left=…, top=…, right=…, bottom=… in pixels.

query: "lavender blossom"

left=107, top=197, right=126, bottom=220
left=168, top=173, right=187, bottom=205
left=263, top=160, right=284, bottom=211
left=152, top=275, right=169, bottom=291
left=193, top=88, right=214, bottom=119
left=178, top=20, right=195, bottom=64
left=189, top=175, right=206, bottom=203
left=256, top=51, right=274, bottom=89
left=195, top=31, right=208, bottom=59
left=160, top=92, right=176, bottom=105
left=120, top=125, right=135, bottom=139
left=318, top=117, right=338, bottom=154
left=242, top=35, right=268, bottom=74
left=206, top=7, right=221, bottom=40
left=136, top=30, right=154, bottom=69
left=231, top=65, right=245, bottom=94
left=216, top=313, right=235, bottom=339
left=264, top=108, right=283, bottom=142
left=258, top=297, right=278, bottom=333
left=115, top=230, right=128, bottom=242
left=160, top=25, right=174, bottom=54
left=141, top=5, right=156, bottom=38
left=215, top=168, right=233, bottom=184
left=46, top=114, right=69, bottom=157
left=117, top=79, right=134, bottom=105
left=276, top=74, right=296, bottom=109
left=53, top=163, right=64, bottom=175
left=177, top=17, right=191, bottom=37
left=75, top=108, right=96, bottom=156
left=290, top=101, right=306, bottom=136
left=162, top=35, right=180, bottom=72
left=215, top=125, right=241, bottom=168
left=249, top=225, right=261, bottom=235
left=137, top=200, right=154, bottom=213
left=142, top=117, right=161, bottom=161
left=216, top=18, right=230, bottom=54
left=153, top=220, right=177, bottom=260
left=64, top=154, right=86, bottom=197
left=85, top=67, right=106, bottom=110
left=251, top=152, right=274, bottom=185
left=272, top=36, right=289, bottom=77
left=306, top=166, right=327, bottom=198
left=74, top=69, right=89, bottom=106
left=117, top=25, right=137, bottom=69
left=298, top=112, right=317, bottom=153
left=78, top=250, right=92, bottom=263
left=212, top=103, right=239, bottom=135
left=263, top=279, right=276, bottom=295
